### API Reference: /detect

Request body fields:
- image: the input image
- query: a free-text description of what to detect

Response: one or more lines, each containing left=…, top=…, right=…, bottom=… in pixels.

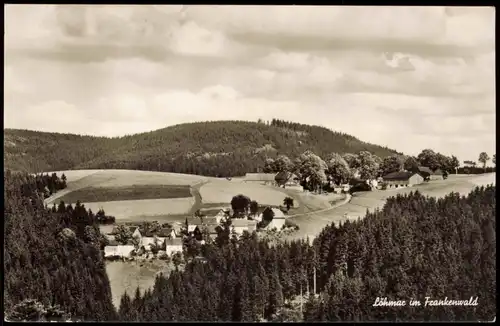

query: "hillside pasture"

left=284, top=173, right=496, bottom=242
left=82, top=197, right=195, bottom=221
left=53, top=185, right=192, bottom=204
left=199, top=181, right=294, bottom=207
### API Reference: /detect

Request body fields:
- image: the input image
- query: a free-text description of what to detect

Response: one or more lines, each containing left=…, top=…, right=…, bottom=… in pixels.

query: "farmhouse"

left=104, top=240, right=135, bottom=258
left=274, top=171, right=300, bottom=187
left=202, top=216, right=219, bottom=226
left=383, top=171, right=424, bottom=188
left=141, top=236, right=166, bottom=251
left=164, top=238, right=183, bottom=256
left=111, top=225, right=142, bottom=239
left=231, top=218, right=252, bottom=235
left=418, top=166, right=444, bottom=181
left=244, top=173, right=276, bottom=185
left=267, top=208, right=286, bottom=230
left=214, top=209, right=229, bottom=224
left=186, top=217, right=204, bottom=233
left=198, top=224, right=220, bottom=240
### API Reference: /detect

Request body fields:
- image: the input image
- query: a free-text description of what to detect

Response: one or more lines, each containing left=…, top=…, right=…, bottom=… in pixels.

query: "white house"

left=268, top=208, right=286, bottom=230
left=165, top=238, right=183, bottom=256
left=141, top=236, right=166, bottom=251
left=104, top=245, right=135, bottom=258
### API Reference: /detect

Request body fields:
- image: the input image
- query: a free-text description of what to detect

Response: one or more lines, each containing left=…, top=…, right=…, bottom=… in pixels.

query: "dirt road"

left=285, top=173, right=496, bottom=242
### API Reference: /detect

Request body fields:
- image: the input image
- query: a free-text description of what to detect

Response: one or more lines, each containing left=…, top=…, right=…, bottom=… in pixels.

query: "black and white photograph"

left=4, top=5, right=496, bottom=322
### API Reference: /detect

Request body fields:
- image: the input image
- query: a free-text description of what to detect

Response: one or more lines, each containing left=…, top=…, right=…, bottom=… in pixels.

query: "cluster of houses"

left=103, top=224, right=183, bottom=259
left=186, top=207, right=287, bottom=240
left=103, top=207, right=288, bottom=259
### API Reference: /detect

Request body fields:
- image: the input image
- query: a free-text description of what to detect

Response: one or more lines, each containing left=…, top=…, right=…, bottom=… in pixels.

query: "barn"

left=383, top=171, right=424, bottom=188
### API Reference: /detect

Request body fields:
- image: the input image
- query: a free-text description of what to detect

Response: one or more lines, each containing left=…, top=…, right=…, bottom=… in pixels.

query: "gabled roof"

left=165, top=238, right=183, bottom=247
left=418, top=166, right=442, bottom=175
left=202, top=216, right=219, bottom=225
left=128, top=226, right=139, bottom=233
left=271, top=208, right=286, bottom=219
left=200, top=224, right=220, bottom=234
left=244, top=173, right=276, bottom=181
left=383, top=171, right=417, bottom=181
left=156, top=227, right=173, bottom=237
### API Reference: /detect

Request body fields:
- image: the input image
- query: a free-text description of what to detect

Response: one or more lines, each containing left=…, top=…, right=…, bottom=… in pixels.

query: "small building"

left=383, top=171, right=424, bottom=188
left=214, top=209, right=229, bottom=224
left=243, top=173, right=276, bottom=185
left=104, top=241, right=135, bottom=258
left=274, top=171, right=300, bottom=187
left=247, top=220, right=257, bottom=233
left=165, top=238, right=183, bottom=256
left=267, top=208, right=286, bottom=230
left=186, top=217, right=204, bottom=233
left=198, top=224, right=220, bottom=240
left=418, top=166, right=443, bottom=181
left=202, top=216, right=219, bottom=226
left=231, top=218, right=251, bottom=235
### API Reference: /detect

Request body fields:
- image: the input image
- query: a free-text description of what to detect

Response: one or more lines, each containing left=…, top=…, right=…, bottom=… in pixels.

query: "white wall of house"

left=166, top=245, right=183, bottom=256
left=141, top=237, right=166, bottom=250
left=104, top=245, right=135, bottom=258
left=188, top=225, right=199, bottom=233
left=269, top=218, right=286, bottom=230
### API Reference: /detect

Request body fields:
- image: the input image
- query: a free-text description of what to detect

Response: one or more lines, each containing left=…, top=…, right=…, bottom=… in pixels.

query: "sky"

left=4, top=5, right=496, bottom=162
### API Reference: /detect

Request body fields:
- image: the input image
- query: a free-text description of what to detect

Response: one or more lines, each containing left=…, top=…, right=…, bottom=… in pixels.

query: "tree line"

left=262, top=148, right=495, bottom=192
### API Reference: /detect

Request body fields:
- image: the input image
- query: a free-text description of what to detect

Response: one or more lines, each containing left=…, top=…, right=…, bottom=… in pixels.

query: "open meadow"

left=199, top=180, right=299, bottom=207
left=106, top=260, right=171, bottom=308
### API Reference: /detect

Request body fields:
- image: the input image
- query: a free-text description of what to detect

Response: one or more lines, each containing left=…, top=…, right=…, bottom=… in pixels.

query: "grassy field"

left=199, top=180, right=295, bottom=207
left=106, top=260, right=171, bottom=308
left=83, top=197, right=195, bottom=220
left=284, top=173, right=496, bottom=242
left=54, top=185, right=192, bottom=204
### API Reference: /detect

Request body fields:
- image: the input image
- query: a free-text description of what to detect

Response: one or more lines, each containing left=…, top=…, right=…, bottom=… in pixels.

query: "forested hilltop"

left=4, top=171, right=117, bottom=321
left=119, top=186, right=495, bottom=322
left=4, top=119, right=399, bottom=177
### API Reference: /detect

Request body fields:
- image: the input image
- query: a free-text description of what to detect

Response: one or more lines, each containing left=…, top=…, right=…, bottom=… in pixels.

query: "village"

left=102, top=164, right=447, bottom=261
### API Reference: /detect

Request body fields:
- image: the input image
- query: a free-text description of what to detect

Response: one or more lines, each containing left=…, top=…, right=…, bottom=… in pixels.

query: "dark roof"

left=165, top=238, right=183, bottom=246
left=202, top=216, right=219, bottom=225
left=107, top=239, right=119, bottom=246
left=418, top=166, right=442, bottom=175
left=383, top=171, right=417, bottom=181
left=200, top=225, right=219, bottom=234
left=349, top=178, right=366, bottom=185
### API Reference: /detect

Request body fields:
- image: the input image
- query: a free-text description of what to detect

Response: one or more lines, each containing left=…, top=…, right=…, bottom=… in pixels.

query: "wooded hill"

left=4, top=119, right=399, bottom=177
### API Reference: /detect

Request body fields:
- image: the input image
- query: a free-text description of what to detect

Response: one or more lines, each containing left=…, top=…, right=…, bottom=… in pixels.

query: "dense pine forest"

left=4, top=119, right=398, bottom=177
left=4, top=171, right=117, bottom=321
left=118, top=186, right=496, bottom=322
left=4, top=170, right=495, bottom=321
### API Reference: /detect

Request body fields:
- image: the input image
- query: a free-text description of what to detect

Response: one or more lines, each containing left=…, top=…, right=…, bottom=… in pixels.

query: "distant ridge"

left=4, top=119, right=400, bottom=177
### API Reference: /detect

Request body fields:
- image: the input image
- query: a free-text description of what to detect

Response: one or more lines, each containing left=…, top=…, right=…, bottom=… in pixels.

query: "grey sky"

left=4, top=5, right=496, bottom=162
